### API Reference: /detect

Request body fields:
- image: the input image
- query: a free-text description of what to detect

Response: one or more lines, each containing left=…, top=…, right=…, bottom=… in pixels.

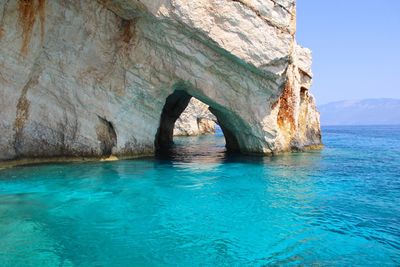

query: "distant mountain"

left=318, top=99, right=400, bottom=126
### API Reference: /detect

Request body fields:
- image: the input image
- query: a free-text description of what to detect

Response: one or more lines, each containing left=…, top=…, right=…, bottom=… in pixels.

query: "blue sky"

left=296, top=1, right=400, bottom=104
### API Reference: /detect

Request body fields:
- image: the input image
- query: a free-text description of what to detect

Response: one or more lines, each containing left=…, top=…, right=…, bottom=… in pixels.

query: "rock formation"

left=0, top=0, right=321, bottom=162
left=173, top=98, right=217, bottom=136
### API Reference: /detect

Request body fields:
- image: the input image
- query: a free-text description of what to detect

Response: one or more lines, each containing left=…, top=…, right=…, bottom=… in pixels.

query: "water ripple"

left=0, top=126, right=399, bottom=266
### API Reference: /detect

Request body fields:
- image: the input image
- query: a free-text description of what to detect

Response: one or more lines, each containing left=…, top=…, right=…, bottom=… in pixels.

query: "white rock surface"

left=0, top=0, right=321, bottom=162
left=173, top=98, right=217, bottom=136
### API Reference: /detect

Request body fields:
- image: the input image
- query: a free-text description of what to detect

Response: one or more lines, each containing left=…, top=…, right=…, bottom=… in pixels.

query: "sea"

left=0, top=125, right=399, bottom=266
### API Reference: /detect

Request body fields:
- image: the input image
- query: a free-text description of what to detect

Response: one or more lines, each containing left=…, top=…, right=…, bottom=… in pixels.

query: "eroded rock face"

left=0, top=0, right=321, bottom=161
left=173, top=98, right=217, bottom=136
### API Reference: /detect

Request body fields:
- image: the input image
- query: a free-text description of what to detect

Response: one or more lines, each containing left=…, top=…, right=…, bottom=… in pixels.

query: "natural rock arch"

left=155, top=90, right=192, bottom=151
left=0, top=0, right=322, bottom=163
left=155, top=88, right=240, bottom=153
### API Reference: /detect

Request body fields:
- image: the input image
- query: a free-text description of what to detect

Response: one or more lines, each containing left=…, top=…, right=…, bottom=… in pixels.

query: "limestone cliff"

left=0, top=0, right=321, bottom=162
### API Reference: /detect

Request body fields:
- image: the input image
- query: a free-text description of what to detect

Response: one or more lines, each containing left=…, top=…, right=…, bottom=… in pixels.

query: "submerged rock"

left=0, top=0, right=321, bottom=162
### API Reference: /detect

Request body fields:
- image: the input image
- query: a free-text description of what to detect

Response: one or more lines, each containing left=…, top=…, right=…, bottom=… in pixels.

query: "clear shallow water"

left=0, top=126, right=399, bottom=266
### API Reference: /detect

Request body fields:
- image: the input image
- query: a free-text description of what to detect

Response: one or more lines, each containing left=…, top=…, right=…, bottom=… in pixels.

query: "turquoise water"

left=0, top=126, right=399, bottom=266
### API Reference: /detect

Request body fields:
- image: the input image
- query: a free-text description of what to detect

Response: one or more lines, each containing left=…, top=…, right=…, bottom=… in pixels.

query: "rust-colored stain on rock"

left=13, top=89, right=31, bottom=154
left=14, top=94, right=30, bottom=133
left=277, top=81, right=296, bottom=132
left=13, top=75, right=39, bottom=137
left=13, top=68, right=41, bottom=153
left=121, top=19, right=134, bottom=44
left=38, top=0, right=45, bottom=43
left=18, top=0, right=46, bottom=56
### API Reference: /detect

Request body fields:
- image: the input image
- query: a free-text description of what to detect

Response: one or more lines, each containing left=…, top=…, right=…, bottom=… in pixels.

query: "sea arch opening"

left=154, top=89, right=241, bottom=155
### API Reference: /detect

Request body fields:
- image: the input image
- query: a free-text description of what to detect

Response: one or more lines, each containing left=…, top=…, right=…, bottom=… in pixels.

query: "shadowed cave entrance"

left=155, top=90, right=240, bottom=154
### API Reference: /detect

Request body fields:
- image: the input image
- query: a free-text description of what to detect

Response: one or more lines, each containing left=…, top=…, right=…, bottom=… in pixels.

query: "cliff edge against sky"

left=0, top=0, right=321, bottom=162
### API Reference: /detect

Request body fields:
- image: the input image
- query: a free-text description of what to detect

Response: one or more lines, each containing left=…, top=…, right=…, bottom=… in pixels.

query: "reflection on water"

left=0, top=126, right=399, bottom=266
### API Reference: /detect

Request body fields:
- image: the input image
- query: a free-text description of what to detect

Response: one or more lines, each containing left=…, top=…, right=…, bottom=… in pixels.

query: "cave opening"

left=154, top=90, right=240, bottom=155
